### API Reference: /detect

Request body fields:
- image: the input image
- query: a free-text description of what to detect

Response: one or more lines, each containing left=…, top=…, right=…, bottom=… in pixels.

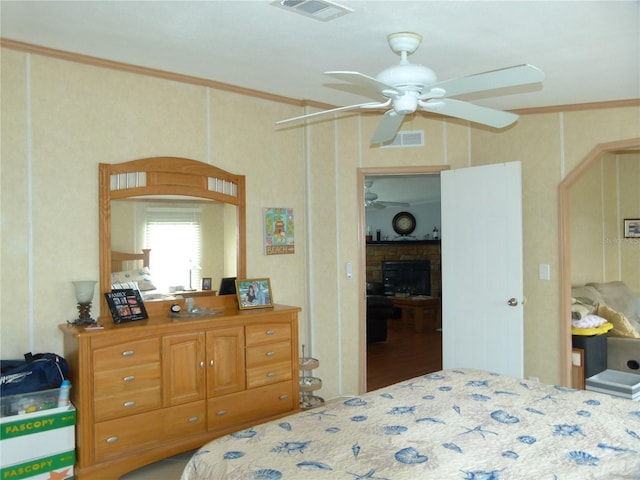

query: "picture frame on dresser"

left=236, top=278, right=273, bottom=309
left=104, top=288, right=148, bottom=323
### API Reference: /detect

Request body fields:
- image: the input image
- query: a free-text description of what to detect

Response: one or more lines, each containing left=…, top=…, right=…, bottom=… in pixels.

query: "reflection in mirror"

left=111, top=199, right=238, bottom=297
left=99, top=157, right=246, bottom=319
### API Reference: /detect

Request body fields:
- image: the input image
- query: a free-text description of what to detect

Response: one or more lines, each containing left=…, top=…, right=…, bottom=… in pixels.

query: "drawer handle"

left=188, top=416, right=199, bottom=423
left=122, top=350, right=134, bottom=357
left=123, top=376, right=135, bottom=382
left=123, top=401, right=136, bottom=408
left=266, top=351, right=275, bottom=357
left=217, top=410, right=227, bottom=416
left=267, top=372, right=276, bottom=378
left=266, top=329, right=276, bottom=335
left=106, top=436, right=119, bottom=443
left=279, top=394, right=289, bottom=401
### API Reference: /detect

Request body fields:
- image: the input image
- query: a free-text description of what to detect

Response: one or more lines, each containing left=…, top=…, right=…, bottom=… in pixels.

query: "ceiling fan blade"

left=370, top=110, right=406, bottom=144
left=424, top=64, right=544, bottom=99
left=419, top=98, right=519, bottom=128
left=276, top=100, right=389, bottom=125
left=379, top=201, right=410, bottom=207
left=325, top=71, right=399, bottom=97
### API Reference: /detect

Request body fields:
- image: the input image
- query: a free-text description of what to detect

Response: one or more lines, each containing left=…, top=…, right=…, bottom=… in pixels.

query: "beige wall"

left=570, top=152, right=640, bottom=291
left=2, top=47, right=639, bottom=398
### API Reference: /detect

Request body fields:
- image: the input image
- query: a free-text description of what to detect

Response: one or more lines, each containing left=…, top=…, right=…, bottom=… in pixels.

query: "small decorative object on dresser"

left=236, top=278, right=273, bottom=309
left=104, top=288, right=148, bottom=324
left=201, top=277, right=212, bottom=290
left=70, top=280, right=98, bottom=326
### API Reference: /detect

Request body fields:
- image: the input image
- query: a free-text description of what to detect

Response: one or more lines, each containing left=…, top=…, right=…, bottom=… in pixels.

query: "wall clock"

left=392, top=211, right=416, bottom=236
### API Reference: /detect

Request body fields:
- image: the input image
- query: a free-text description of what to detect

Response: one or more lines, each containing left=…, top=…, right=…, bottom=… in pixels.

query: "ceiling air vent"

left=272, top=0, right=353, bottom=21
left=381, top=130, right=425, bottom=148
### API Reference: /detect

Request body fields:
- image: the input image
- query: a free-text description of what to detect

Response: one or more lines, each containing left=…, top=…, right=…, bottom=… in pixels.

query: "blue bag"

left=0, top=352, right=68, bottom=397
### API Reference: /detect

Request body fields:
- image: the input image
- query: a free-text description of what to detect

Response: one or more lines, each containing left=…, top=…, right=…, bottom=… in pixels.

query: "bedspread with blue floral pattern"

left=181, top=368, right=640, bottom=479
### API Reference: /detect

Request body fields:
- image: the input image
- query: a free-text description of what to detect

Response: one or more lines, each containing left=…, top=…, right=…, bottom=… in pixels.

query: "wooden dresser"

left=59, top=299, right=300, bottom=479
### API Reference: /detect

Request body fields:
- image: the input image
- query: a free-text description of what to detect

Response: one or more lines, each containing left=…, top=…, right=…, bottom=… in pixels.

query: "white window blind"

left=144, top=207, right=202, bottom=291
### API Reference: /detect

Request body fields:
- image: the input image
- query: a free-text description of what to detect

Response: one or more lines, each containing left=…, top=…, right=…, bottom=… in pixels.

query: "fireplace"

left=382, top=260, right=431, bottom=296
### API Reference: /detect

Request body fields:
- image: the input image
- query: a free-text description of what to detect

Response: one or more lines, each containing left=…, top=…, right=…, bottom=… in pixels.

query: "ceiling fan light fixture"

left=376, top=63, right=437, bottom=91
left=387, top=32, right=423, bottom=55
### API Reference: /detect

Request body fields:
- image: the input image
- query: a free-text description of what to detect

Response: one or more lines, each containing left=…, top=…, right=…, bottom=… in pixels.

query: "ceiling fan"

left=364, top=180, right=409, bottom=209
left=277, top=32, right=545, bottom=145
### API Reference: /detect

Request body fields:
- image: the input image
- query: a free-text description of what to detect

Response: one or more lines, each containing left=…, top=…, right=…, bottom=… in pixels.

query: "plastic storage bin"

left=0, top=388, right=62, bottom=418
left=586, top=369, right=640, bottom=401
left=1, top=403, right=75, bottom=479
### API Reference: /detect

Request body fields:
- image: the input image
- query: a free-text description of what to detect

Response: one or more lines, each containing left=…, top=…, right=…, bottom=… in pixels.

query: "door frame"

left=558, top=137, right=640, bottom=386
left=357, top=165, right=449, bottom=393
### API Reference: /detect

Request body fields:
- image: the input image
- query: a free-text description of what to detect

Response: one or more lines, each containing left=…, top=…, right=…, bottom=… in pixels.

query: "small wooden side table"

left=391, top=296, right=441, bottom=332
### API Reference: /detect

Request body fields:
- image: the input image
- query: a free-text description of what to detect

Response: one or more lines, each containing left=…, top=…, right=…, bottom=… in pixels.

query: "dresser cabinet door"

left=205, top=326, right=245, bottom=398
left=162, top=332, right=205, bottom=406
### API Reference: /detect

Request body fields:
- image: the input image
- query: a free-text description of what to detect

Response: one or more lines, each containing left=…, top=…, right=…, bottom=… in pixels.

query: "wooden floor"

left=366, top=318, right=443, bottom=391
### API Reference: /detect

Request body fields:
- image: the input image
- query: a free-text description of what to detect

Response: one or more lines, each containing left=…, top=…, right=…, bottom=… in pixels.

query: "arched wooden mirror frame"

left=558, top=137, right=640, bottom=385
left=99, top=156, right=246, bottom=318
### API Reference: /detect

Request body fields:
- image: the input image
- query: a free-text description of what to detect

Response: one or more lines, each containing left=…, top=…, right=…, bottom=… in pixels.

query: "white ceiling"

left=1, top=0, right=638, bottom=113
left=1, top=1, right=638, bottom=206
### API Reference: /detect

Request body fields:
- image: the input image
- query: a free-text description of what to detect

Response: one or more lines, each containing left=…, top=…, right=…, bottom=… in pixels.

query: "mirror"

left=99, top=157, right=246, bottom=318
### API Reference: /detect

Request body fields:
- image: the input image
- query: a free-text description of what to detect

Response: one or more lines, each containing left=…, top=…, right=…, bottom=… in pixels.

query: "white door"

left=441, top=162, right=524, bottom=378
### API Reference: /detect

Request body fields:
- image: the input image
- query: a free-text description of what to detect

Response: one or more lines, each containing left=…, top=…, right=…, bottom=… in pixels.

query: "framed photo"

left=235, top=278, right=273, bottom=309
left=104, top=288, right=148, bottom=324
left=624, top=218, right=640, bottom=238
left=201, top=277, right=212, bottom=290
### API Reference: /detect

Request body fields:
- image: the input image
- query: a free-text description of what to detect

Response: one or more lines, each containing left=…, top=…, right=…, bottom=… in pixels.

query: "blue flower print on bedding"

left=517, top=435, right=536, bottom=445
left=383, top=425, right=408, bottom=435
left=491, top=410, right=520, bottom=424
left=278, top=422, right=292, bottom=431
left=439, top=386, right=453, bottom=392
left=502, top=450, right=519, bottom=460
left=395, top=447, right=428, bottom=464
left=525, top=407, right=544, bottom=415
left=553, top=424, right=584, bottom=437
left=252, top=469, right=282, bottom=479
left=416, top=417, right=445, bottom=425
left=597, top=442, right=636, bottom=454
left=466, top=380, right=489, bottom=387
left=584, top=399, right=601, bottom=406
left=344, top=398, right=367, bottom=407
left=424, top=373, right=445, bottom=380
left=566, top=451, right=599, bottom=466
left=443, top=442, right=462, bottom=454
left=351, top=415, right=368, bottom=422
left=630, top=411, right=640, bottom=420
left=462, top=469, right=503, bottom=480
left=627, top=429, right=640, bottom=441
left=271, top=441, right=311, bottom=453
left=576, top=410, right=591, bottom=417
left=388, top=406, right=415, bottom=415
left=470, top=393, right=491, bottom=402
left=231, top=429, right=257, bottom=439
left=223, top=451, right=246, bottom=460
left=296, top=461, right=333, bottom=471
left=325, top=427, right=340, bottom=433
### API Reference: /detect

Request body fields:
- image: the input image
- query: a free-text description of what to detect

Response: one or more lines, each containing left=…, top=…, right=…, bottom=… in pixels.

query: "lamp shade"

left=73, top=281, right=96, bottom=303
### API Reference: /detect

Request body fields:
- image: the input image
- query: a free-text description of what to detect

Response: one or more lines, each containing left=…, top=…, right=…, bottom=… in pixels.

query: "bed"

left=181, top=368, right=640, bottom=479
left=110, top=249, right=176, bottom=300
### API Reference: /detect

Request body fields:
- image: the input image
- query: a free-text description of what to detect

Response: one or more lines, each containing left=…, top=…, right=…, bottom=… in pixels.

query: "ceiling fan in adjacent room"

left=277, top=32, right=544, bottom=145
left=364, top=180, right=409, bottom=209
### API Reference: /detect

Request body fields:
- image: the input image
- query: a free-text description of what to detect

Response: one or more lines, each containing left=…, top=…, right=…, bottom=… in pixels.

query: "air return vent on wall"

left=272, top=0, right=353, bottom=21
left=381, top=130, right=425, bottom=148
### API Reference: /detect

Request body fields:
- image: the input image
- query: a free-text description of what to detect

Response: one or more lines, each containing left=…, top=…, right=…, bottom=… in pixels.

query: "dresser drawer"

left=94, top=401, right=206, bottom=461
left=245, top=324, right=291, bottom=346
left=94, top=387, right=162, bottom=422
left=246, top=361, right=292, bottom=389
left=94, top=363, right=161, bottom=395
left=208, top=381, right=295, bottom=432
left=246, top=341, right=291, bottom=368
left=93, top=338, right=160, bottom=371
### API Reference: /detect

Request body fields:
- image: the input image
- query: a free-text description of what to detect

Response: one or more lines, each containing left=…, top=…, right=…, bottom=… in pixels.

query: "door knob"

left=507, top=298, right=518, bottom=307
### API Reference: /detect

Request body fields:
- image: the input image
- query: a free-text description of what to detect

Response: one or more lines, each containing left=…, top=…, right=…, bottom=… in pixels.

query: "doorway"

left=558, top=137, right=640, bottom=385
left=358, top=166, right=448, bottom=393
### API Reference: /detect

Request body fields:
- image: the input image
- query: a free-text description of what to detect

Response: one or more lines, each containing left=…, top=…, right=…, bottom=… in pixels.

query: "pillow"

left=587, top=281, right=640, bottom=325
left=571, top=285, right=603, bottom=306
left=597, top=304, right=640, bottom=338
left=111, top=267, right=157, bottom=291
